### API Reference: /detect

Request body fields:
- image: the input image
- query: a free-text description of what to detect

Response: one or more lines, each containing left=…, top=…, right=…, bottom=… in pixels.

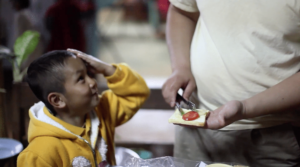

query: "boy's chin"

left=91, top=99, right=100, bottom=108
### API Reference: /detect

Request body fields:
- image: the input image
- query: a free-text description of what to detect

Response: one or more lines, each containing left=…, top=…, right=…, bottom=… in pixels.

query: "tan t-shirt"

left=170, top=0, right=300, bottom=130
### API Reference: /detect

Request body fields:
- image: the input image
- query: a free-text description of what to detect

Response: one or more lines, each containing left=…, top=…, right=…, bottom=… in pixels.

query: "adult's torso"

left=190, top=0, right=300, bottom=130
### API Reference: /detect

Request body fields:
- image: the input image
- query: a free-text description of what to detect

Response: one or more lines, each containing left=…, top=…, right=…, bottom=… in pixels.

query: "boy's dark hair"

left=27, top=50, right=74, bottom=115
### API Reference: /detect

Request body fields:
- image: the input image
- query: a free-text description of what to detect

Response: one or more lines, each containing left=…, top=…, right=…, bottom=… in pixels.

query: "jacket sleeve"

left=17, top=151, right=53, bottom=167
left=98, top=63, right=150, bottom=127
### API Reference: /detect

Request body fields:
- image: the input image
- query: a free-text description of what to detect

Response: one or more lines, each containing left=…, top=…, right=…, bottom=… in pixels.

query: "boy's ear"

left=48, top=93, right=66, bottom=109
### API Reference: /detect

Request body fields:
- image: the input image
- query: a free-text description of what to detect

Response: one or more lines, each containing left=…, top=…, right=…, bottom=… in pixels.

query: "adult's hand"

left=205, top=100, right=246, bottom=129
left=162, top=69, right=196, bottom=108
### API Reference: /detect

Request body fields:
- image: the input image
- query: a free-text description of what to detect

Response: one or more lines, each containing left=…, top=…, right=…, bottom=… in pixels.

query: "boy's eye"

left=87, top=70, right=95, bottom=78
left=78, top=76, right=84, bottom=82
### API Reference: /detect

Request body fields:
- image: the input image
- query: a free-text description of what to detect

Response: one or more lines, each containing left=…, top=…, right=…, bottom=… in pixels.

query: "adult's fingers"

left=182, top=79, right=196, bottom=100
left=205, top=115, right=219, bottom=130
left=204, top=111, right=217, bottom=129
left=205, top=107, right=226, bottom=130
left=162, top=78, right=181, bottom=107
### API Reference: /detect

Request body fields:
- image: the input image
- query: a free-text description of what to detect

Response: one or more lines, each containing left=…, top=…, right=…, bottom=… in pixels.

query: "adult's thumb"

left=182, top=82, right=196, bottom=100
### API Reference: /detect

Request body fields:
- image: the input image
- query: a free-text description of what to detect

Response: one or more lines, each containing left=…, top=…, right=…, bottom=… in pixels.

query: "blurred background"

left=0, top=0, right=175, bottom=166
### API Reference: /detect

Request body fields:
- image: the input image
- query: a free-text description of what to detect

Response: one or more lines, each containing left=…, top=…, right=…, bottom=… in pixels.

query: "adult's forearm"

left=166, top=5, right=199, bottom=72
left=243, top=72, right=300, bottom=118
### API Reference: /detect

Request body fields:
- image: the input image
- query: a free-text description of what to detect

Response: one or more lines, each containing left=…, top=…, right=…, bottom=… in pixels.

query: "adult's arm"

left=162, top=4, right=199, bottom=107
left=206, top=72, right=300, bottom=129
left=244, top=72, right=300, bottom=118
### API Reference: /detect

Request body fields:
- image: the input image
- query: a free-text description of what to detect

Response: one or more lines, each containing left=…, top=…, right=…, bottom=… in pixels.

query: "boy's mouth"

left=91, top=90, right=98, bottom=96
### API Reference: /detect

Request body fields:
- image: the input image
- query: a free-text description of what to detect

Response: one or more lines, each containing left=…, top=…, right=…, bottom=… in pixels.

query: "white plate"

left=0, top=138, right=23, bottom=160
left=206, top=164, right=232, bottom=167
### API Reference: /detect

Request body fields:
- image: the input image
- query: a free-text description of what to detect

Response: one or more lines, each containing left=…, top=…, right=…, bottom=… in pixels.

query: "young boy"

left=17, top=49, right=150, bottom=167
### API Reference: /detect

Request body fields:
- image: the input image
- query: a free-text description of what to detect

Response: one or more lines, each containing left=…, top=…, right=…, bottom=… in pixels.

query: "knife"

left=176, top=93, right=196, bottom=110
left=175, top=102, right=185, bottom=116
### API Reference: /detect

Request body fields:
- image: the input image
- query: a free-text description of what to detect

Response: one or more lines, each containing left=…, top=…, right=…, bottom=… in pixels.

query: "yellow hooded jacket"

left=17, top=63, right=150, bottom=167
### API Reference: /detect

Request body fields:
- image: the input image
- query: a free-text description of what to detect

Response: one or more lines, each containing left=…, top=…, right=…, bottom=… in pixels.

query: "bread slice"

left=168, top=108, right=209, bottom=127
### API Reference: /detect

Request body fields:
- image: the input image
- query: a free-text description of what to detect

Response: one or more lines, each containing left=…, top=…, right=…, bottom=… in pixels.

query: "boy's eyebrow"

left=76, top=69, right=84, bottom=74
left=73, top=69, right=85, bottom=78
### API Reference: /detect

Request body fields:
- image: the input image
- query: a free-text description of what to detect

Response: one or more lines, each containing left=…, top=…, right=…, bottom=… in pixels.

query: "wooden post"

left=0, top=59, right=6, bottom=137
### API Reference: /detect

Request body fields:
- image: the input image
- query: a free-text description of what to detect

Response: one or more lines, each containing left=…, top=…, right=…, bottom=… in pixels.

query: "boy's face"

left=61, top=56, right=99, bottom=116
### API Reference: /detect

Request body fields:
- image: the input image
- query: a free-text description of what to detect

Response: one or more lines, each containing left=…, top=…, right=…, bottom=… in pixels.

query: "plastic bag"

left=122, top=156, right=185, bottom=167
left=120, top=156, right=248, bottom=167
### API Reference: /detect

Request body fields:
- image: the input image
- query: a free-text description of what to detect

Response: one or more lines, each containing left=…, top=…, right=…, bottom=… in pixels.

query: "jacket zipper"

left=83, top=139, right=97, bottom=167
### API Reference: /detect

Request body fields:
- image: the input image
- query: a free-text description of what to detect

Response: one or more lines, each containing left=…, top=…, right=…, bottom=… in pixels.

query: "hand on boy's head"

left=67, top=48, right=116, bottom=76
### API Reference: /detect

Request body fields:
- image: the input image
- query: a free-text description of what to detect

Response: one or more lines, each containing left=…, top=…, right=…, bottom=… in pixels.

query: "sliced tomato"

left=182, top=111, right=200, bottom=121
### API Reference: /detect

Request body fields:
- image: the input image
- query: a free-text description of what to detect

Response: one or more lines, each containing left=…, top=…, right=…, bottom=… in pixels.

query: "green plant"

left=1, top=30, right=40, bottom=83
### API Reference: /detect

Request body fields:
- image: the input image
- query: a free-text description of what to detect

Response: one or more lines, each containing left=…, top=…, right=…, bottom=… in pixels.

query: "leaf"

left=12, top=61, right=22, bottom=83
left=13, top=30, right=40, bottom=67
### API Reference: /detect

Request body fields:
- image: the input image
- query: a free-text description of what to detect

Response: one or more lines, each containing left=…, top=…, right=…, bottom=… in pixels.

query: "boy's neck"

left=56, top=113, right=87, bottom=127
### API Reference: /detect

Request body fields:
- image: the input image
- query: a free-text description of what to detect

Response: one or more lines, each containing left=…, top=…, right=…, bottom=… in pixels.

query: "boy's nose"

left=88, top=77, right=97, bottom=89
left=89, top=83, right=95, bottom=88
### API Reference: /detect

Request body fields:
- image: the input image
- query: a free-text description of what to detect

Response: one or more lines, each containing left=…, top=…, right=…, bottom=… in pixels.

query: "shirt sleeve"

left=169, top=0, right=199, bottom=12
left=99, top=63, right=150, bottom=127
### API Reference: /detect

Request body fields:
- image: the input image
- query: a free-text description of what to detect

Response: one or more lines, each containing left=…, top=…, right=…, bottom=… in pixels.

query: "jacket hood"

left=27, top=101, right=100, bottom=147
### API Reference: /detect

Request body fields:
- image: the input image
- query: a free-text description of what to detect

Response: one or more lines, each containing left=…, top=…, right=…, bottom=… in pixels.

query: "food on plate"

left=206, top=164, right=249, bottom=167
left=182, top=111, right=199, bottom=121
left=168, top=108, right=209, bottom=127
left=206, top=164, right=232, bottom=167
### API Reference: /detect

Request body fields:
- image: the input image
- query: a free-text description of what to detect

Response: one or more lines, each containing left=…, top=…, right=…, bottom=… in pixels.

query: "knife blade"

left=176, top=93, right=196, bottom=110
